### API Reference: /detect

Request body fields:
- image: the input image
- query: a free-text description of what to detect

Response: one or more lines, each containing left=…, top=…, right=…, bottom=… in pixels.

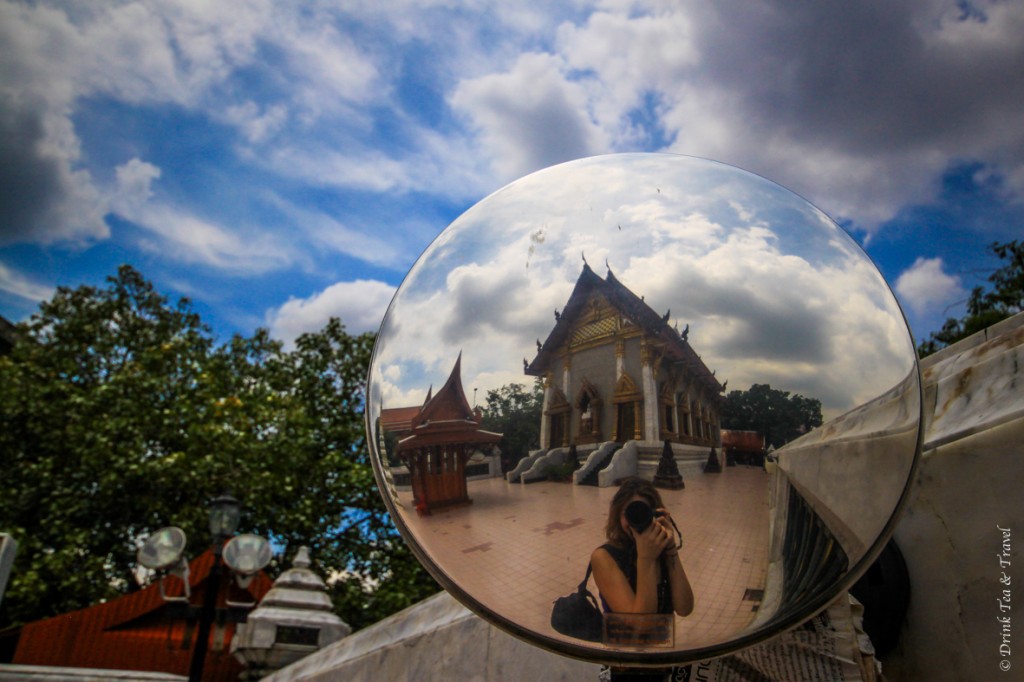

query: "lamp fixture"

left=137, top=526, right=191, bottom=601
left=208, top=492, right=241, bottom=540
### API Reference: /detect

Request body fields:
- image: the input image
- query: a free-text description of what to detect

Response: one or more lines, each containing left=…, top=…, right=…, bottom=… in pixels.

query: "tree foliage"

left=479, top=380, right=544, bottom=471
left=719, top=383, right=823, bottom=450
left=0, top=265, right=436, bottom=631
left=918, top=239, right=1024, bottom=356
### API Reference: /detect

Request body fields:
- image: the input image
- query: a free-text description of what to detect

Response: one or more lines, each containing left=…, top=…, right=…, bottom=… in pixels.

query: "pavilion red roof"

left=396, top=354, right=502, bottom=452
left=379, top=405, right=421, bottom=435
left=10, top=547, right=272, bottom=681
left=721, top=429, right=766, bottom=452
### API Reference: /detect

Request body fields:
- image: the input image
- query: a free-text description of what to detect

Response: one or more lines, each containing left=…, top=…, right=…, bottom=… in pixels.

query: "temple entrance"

left=616, top=402, right=636, bottom=442
left=549, top=412, right=566, bottom=449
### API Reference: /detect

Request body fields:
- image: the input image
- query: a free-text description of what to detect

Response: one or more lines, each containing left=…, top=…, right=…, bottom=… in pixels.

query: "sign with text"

left=604, top=613, right=674, bottom=648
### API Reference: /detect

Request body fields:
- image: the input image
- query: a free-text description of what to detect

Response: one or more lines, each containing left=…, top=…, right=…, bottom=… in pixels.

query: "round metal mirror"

left=365, top=153, right=921, bottom=665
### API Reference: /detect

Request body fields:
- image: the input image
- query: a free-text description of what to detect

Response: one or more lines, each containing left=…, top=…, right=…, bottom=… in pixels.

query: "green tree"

left=480, top=380, right=544, bottom=471
left=720, top=383, right=823, bottom=450
left=918, top=240, right=1024, bottom=356
left=0, top=265, right=436, bottom=631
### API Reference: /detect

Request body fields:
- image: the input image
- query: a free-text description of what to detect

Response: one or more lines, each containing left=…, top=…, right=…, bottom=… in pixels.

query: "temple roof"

left=525, top=264, right=722, bottom=393
left=396, top=354, right=502, bottom=451
left=379, top=406, right=421, bottom=435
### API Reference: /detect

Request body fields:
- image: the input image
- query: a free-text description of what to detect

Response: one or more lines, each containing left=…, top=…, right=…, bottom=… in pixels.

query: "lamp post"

left=188, top=492, right=241, bottom=682
left=137, top=493, right=270, bottom=682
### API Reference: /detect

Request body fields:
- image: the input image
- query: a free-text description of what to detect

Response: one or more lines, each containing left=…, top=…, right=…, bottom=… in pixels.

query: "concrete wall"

left=262, top=592, right=599, bottom=682
left=883, top=312, right=1024, bottom=680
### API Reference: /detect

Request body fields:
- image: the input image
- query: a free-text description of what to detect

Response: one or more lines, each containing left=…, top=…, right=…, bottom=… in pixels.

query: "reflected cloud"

left=373, top=154, right=914, bottom=421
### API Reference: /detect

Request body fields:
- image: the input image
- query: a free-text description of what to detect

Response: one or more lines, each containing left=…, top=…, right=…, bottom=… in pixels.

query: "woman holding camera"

left=591, top=477, right=694, bottom=618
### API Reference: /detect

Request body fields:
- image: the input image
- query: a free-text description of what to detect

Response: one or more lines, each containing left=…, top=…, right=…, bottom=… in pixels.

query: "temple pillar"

left=640, top=342, right=658, bottom=442
left=540, top=373, right=553, bottom=449
left=562, top=354, right=571, bottom=401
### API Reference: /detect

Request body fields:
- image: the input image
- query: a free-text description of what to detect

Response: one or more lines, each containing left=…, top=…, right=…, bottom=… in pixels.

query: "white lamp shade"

left=137, top=526, right=187, bottom=571
left=223, top=533, right=272, bottom=575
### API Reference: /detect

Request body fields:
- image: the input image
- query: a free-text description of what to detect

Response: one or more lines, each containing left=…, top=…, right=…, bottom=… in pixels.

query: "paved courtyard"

left=393, top=464, right=770, bottom=651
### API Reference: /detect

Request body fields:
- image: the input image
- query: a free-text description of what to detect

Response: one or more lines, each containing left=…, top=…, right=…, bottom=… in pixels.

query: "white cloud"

left=266, top=194, right=408, bottom=268
left=0, top=261, right=54, bottom=302
left=108, top=159, right=297, bottom=273
left=267, top=279, right=397, bottom=344
left=4, top=0, right=1024, bottom=345
left=450, top=52, right=610, bottom=182
left=0, top=0, right=386, bottom=248
left=223, top=101, right=289, bottom=144
left=895, top=257, right=966, bottom=316
left=113, top=158, right=161, bottom=212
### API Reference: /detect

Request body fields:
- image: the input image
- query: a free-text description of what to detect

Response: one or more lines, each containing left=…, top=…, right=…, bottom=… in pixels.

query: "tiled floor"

left=394, top=465, right=770, bottom=651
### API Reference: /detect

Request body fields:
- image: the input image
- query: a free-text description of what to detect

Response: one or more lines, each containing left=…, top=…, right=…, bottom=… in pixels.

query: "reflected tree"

left=479, top=380, right=544, bottom=471
left=720, top=384, right=823, bottom=450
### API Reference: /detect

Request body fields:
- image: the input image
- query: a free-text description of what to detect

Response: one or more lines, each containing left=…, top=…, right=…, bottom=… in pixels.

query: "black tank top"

left=598, top=542, right=672, bottom=614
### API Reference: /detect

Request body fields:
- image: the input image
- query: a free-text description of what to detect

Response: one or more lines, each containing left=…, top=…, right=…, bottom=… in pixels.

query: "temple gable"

left=526, top=265, right=723, bottom=452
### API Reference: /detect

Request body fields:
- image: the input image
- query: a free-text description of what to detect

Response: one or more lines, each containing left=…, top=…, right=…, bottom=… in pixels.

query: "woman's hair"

left=605, top=477, right=665, bottom=545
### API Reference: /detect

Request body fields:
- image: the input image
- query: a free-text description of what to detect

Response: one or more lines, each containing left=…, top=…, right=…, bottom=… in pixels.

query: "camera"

left=624, top=500, right=663, bottom=534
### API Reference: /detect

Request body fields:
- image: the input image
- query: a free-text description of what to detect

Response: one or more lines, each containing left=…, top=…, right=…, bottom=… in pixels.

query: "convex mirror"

left=366, top=153, right=921, bottom=665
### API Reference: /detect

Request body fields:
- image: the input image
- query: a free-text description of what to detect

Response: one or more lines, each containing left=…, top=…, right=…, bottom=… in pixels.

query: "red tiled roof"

left=396, top=354, right=502, bottom=452
left=12, top=547, right=272, bottom=681
left=380, top=406, right=421, bottom=434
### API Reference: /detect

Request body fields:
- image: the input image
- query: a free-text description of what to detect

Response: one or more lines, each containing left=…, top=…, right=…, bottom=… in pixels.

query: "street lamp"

left=138, top=493, right=269, bottom=682
left=208, top=493, right=241, bottom=540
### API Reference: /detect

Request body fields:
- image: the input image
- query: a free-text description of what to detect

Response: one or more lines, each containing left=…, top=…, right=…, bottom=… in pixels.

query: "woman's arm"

left=656, top=511, right=694, bottom=616
left=663, top=551, right=694, bottom=616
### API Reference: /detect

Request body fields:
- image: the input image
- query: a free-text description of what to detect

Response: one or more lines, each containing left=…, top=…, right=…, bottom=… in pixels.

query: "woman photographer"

left=592, top=477, right=694, bottom=619
left=592, top=478, right=694, bottom=682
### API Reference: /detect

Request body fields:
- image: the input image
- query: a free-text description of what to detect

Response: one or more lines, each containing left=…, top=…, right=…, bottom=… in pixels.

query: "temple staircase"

left=574, top=441, right=620, bottom=486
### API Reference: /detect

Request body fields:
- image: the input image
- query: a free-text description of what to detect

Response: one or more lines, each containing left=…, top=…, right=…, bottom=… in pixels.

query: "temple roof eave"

left=396, top=429, right=502, bottom=452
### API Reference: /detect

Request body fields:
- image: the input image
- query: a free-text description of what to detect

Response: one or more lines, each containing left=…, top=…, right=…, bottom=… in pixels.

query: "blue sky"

left=2, top=1, right=1022, bottom=350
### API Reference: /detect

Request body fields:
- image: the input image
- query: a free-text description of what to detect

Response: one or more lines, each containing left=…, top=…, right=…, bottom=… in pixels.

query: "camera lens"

left=624, top=500, right=654, bottom=534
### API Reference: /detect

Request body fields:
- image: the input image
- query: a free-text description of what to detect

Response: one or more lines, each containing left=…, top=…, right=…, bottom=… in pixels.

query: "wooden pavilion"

left=395, top=354, right=502, bottom=515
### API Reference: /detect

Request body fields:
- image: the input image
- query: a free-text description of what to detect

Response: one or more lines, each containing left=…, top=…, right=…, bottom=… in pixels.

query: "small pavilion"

left=395, top=354, right=502, bottom=515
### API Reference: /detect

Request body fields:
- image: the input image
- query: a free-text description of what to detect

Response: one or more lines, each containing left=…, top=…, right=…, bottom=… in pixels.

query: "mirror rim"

left=364, top=151, right=924, bottom=666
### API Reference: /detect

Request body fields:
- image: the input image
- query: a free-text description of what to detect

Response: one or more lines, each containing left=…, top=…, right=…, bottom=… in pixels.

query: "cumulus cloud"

left=4, top=0, right=1023, bottom=346
left=895, top=257, right=966, bottom=316
left=267, top=279, right=397, bottom=344
left=551, top=1, right=1024, bottom=230
left=0, top=94, right=106, bottom=245
left=113, top=158, right=161, bottom=212
left=0, top=1, right=387, bottom=249
left=450, top=52, right=609, bottom=182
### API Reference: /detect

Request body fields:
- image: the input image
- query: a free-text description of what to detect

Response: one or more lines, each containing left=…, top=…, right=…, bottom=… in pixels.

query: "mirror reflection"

left=366, top=153, right=920, bottom=663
